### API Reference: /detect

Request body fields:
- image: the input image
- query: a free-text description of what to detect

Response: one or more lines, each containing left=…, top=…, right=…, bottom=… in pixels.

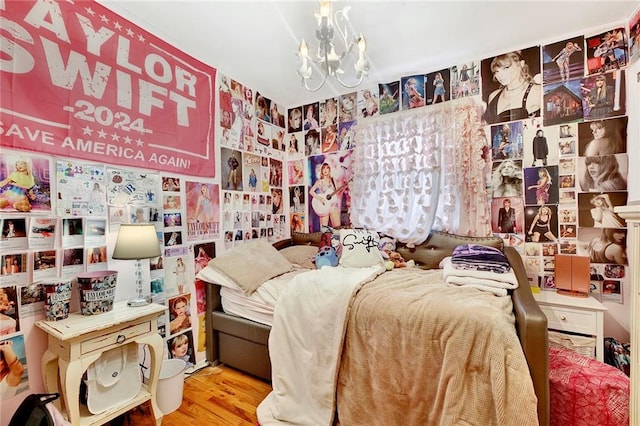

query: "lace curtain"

left=350, top=97, right=491, bottom=244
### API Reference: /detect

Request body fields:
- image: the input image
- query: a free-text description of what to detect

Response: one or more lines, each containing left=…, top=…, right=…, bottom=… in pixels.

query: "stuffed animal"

left=388, top=251, right=407, bottom=269
left=378, top=236, right=397, bottom=260
left=379, top=236, right=415, bottom=270
left=316, top=245, right=339, bottom=268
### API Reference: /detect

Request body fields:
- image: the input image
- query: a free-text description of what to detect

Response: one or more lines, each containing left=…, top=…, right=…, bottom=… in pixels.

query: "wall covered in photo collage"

left=481, top=32, right=630, bottom=304
left=5, top=1, right=638, bottom=416
left=217, top=78, right=290, bottom=249
left=0, top=154, right=225, bottom=384
left=276, top=23, right=635, bottom=306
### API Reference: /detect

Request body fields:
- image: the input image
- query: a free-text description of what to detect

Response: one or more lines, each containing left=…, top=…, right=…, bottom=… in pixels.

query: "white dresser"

left=533, top=291, right=607, bottom=361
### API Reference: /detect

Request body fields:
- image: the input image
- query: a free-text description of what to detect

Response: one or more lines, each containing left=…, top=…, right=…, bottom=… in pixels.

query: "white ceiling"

left=99, top=0, right=638, bottom=107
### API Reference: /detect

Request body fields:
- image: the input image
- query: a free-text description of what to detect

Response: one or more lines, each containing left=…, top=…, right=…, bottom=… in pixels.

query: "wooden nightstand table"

left=533, top=291, right=607, bottom=361
left=35, top=302, right=166, bottom=426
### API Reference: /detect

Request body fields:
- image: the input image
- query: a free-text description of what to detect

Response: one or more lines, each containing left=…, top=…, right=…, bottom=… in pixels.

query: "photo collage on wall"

left=279, top=44, right=495, bottom=236
left=0, top=150, right=219, bottom=388
left=154, top=175, right=217, bottom=364
left=218, top=68, right=362, bottom=237
left=217, top=74, right=289, bottom=246
left=480, top=26, right=631, bottom=303
left=287, top=94, right=358, bottom=233
left=217, top=18, right=638, bottom=302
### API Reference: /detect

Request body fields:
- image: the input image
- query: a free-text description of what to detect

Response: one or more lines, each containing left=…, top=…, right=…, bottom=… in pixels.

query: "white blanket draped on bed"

left=256, top=264, right=385, bottom=426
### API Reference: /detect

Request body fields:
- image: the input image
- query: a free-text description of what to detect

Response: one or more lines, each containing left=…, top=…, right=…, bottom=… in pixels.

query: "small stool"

left=549, top=347, right=629, bottom=425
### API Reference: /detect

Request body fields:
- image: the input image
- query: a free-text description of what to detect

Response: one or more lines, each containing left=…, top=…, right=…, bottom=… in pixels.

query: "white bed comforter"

left=256, top=264, right=385, bottom=426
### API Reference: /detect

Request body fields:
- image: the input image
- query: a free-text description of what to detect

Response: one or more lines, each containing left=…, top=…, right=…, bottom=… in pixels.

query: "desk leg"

left=41, top=349, right=63, bottom=413
left=136, top=333, right=164, bottom=426
left=59, top=352, right=101, bottom=426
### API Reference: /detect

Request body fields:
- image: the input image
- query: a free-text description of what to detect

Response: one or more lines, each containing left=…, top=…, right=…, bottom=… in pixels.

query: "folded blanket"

left=452, top=243, right=504, bottom=258
left=451, top=260, right=511, bottom=274
left=441, top=257, right=518, bottom=296
left=451, top=244, right=511, bottom=273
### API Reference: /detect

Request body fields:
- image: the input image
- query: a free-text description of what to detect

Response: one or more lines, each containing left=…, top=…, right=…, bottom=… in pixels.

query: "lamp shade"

left=112, top=224, right=161, bottom=260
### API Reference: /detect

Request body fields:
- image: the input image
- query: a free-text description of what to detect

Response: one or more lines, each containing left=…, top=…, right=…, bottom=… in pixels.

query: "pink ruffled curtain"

left=350, top=97, right=491, bottom=243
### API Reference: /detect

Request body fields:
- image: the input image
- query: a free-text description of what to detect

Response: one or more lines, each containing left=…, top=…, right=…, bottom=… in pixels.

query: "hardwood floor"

left=125, top=365, right=272, bottom=425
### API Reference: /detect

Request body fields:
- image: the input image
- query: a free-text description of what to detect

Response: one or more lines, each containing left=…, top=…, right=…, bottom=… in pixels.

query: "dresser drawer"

left=81, top=321, right=151, bottom=354
left=539, top=305, right=597, bottom=335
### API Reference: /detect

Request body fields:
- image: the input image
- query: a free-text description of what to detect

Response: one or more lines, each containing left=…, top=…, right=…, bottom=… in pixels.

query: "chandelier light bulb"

left=319, top=1, right=331, bottom=19
left=299, top=40, right=308, bottom=57
left=357, top=36, right=366, bottom=52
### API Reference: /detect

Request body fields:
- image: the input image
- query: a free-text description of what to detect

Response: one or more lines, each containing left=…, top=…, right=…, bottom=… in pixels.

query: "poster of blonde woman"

left=0, top=152, right=51, bottom=213
left=357, top=86, right=379, bottom=118
left=185, top=181, right=220, bottom=241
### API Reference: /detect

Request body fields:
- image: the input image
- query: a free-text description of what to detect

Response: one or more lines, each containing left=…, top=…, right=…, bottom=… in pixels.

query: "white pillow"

left=338, top=229, right=384, bottom=268
left=195, top=263, right=241, bottom=290
left=205, top=239, right=293, bottom=295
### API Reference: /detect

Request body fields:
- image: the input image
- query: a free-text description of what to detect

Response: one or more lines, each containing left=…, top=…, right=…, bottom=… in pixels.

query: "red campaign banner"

left=0, top=0, right=216, bottom=177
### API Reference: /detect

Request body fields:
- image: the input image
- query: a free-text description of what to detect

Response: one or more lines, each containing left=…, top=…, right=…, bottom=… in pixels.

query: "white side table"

left=36, top=302, right=166, bottom=426
left=533, top=291, right=607, bottom=362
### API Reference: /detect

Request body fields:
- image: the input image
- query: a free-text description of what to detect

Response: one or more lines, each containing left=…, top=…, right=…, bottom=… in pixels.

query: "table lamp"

left=112, top=223, right=161, bottom=307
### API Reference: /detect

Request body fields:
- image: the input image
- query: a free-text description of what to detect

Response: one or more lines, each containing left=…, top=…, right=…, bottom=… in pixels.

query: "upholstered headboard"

left=396, top=230, right=503, bottom=269
left=290, top=230, right=326, bottom=246
left=289, top=229, right=503, bottom=270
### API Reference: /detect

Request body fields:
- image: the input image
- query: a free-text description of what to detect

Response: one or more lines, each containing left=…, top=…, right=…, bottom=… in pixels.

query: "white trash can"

left=144, top=358, right=186, bottom=415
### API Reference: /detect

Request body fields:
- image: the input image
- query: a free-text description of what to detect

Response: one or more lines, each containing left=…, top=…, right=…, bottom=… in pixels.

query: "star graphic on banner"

left=126, top=28, right=135, bottom=37
left=111, top=133, right=121, bottom=142
left=113, top=21, right=122, bottom=31
left=82, top=126, right=93, bottom=136
left=100, top=14, right=110, bottom=24
left=123, top=136, right=132, bottom=145
left=135, top=138, right=144, bottom=147
left=137, top=34, right=146, bottom=43
left=97, top=129, right=107, bottom=139
left=85, top=7, right=96, bottom=16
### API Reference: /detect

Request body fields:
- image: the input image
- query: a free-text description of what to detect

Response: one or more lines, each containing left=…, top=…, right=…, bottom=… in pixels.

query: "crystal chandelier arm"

left=334, top=6, right=352, bottom=51
left=301, top=68, right=330, bottom=92
left=297, top=38, right=331, bottom=91
left=334, top=71, right=366, bottom=89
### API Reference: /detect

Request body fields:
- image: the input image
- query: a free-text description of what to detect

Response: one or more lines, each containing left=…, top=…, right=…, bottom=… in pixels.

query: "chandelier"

left=297, top=1, right=369, bottom=92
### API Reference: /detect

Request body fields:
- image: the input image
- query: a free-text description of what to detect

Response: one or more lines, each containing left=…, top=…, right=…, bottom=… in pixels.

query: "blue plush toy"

left=315, top=245, right=339, bottom=268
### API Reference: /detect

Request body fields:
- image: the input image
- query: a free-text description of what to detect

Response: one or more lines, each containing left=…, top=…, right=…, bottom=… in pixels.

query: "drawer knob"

left=560, top=315, right=567, bottom=321
left=116, top=334, right=126, bottom=344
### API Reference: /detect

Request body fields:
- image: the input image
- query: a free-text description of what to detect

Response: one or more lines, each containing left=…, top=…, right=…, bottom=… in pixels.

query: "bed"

left=202, top=231, right=549, bottom=425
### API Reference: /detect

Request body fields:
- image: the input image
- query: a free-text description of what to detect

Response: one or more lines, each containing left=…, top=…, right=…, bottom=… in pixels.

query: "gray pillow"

left=207, top=239, right=293, bottom=295
left=279, top=245, right=318, bottom=269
